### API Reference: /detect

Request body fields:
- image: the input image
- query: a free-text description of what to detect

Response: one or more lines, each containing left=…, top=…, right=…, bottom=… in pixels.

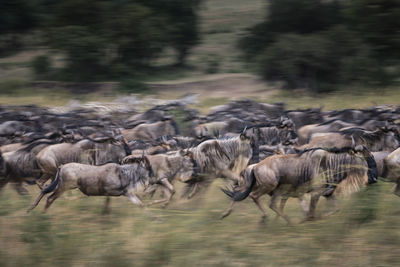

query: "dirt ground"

left=148, top=73, right=279, bottom=100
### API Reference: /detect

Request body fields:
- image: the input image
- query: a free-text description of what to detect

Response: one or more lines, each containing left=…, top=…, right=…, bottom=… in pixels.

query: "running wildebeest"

left=182, top=130, right=254, bottom=198
left=121, top=117, right=180, bottom=142
left=303, top=127, right=399, bottom=152
left=285, top=107, right=324, bottom=130
left=297, top=120, right=355, bottom=145
left=382, top=147, right=400, bottom=196
left=36, top=134, right=131, bottom=187
left=0, top=132, right=69, bottom=194
left=28, top=157, right=153, bottom=212
left=221, top=146, right=377, bottom=223
left=122, top=150, right=197, bottom=207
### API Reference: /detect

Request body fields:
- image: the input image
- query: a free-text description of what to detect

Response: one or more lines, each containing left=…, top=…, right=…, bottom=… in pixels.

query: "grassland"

left=1, top=0, right=400, bottom=266
left=1, top=179, right=400, bottom=267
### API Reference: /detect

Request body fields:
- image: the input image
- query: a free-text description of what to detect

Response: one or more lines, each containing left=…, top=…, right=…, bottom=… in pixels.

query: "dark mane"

left=296, top=146, right=357, bottom=157
left=318, top=119, right=343, bottom=126
left=339, top=128, right=382, bottom=143
left=168, top=118, right=180, bottom=135
left=19, top=140, right=58, bottom=152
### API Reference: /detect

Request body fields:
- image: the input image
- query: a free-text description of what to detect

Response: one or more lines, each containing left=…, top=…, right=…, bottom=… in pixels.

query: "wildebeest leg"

left=220, top=169, right=241, bottom=183
left=44, top=188, right=65, bottom=212
left=0, top=177, right=9, bottom=192
left=12, top=182, right=28, bottom=195
left=323, top=195, right=339, bottom=217
left=299, top=196, right=309, bottom=215
left=269, top=193, right=291, bottom=225
left=144, top=184, right=159, bottom=199
left=103, top=197, right=111, bottom=214
left=304, top=192, right=321, bottom=221
left=188, top=179, right=213, bottom=199
left=125, top=188, right=144, bottom=207
left=273, top=196, right=288, bottom=221
left=36, top=173, right=52, bottom=189
left=187, top=182, right=199, bottom=199
left=220, top=200, right=235, bottom=219
left=147, top=179, right=175, bottom=207
left=395, top=180, right=400, bottom=197
left=250, top=194, right=268, bottom=221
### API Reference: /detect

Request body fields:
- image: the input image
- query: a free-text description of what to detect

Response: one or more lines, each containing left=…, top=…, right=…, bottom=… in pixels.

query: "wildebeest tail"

left=221, top=169, right=256, bottom=201
left=43, top=168, right=61, bottom=194
left=27, top=168, right=61, bottom=212
left=364, top=149, right=378, bottom=184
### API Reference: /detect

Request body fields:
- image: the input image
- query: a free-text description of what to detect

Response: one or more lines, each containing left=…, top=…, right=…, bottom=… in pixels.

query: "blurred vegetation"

left=239, top=0, right=400, bottom=92
left=1, top=0, right=397, bottom=93
left=0, top=0, right=203, bottom=82
left=1, top=181, right=400, bottom=266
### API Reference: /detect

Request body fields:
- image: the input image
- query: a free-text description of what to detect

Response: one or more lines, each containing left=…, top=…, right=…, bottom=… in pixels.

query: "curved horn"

left=351, top=135, right=355, bottom=148
left=242, top=126, right=247, bottom=134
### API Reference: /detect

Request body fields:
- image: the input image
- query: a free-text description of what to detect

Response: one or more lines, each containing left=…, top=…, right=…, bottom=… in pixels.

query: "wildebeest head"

left=277, top=117, right=298, bottom=144
left=177, top=149, right=199, bottom=182
left=381, top=126, right=400, bottom=151
left=162, top=117, right=180, bottom=136
left=110, top=129, right=132, bottom=156
left=240, top=126, right=252, bottom=143
left=0, top=152, right=4, bottom=177
left=121, top=154, right=154, bottom=179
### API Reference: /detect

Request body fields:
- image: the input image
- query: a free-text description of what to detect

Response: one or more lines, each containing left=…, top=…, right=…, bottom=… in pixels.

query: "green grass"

left=1, top=181, right=400, bottom=266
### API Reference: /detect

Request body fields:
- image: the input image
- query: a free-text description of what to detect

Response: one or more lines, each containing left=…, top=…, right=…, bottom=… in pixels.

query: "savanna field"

left=1, top=0, right=400, bottom=266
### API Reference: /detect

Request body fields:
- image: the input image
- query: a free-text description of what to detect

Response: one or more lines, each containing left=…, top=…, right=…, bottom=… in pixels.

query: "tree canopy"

left=239, top=0, right=400, bottom=91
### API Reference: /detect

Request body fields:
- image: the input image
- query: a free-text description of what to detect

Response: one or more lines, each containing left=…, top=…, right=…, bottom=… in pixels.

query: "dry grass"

left=1, top=180, right=400, bottom=266
left=1, top=1, right=400, bottom=264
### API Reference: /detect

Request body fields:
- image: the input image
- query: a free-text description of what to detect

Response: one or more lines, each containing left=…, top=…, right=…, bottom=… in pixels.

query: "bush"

left=240, top=0, right=400, bottom=91
left=31, top=55, right=51, bottom=79
left=257, top=33, right=339, bottom=92
left=117, top=79, right=149, bottom=94
left=205, top=55, right=221, bottom=74
left=0, top=79, right=27, bottom=95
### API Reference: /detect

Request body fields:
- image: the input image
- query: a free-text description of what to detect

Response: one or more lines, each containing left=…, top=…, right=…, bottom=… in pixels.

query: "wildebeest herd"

left=1, top=100, right=400, bottom=223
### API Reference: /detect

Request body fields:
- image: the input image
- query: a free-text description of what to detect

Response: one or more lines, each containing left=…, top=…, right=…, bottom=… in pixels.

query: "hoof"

left=102, top=209, right=111, bottom=215
left=220, top=212, right=231, bottom=220
left=299, top=216, right=314, bottom=224
left=16, top=187, right=29, bottom=196
left=259, top=215, right=268, bottom=224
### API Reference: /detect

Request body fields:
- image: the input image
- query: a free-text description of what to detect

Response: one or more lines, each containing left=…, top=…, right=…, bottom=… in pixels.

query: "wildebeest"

left=303, top=127, right=399, bottom=152
left=122, top=150, right=197, bottom=207
left=0, top=133, right=69, bottom=194
left=159, top=135, right=211, bottom=150
left=382, top=147, right=400, bottom=196
left=182, top=131, right=254, bottom=198
left=28, top=157, right=153, bottom=212
left=221, top=146, right=377, bottom=223
left=121, top=117, right=180, bottom=142
left=285, top=107, right=324, bottom=130
left=193, top=118, right=246, bottom=138
left=297, top=120, right=354, bottom=145
left=36, top=135, right=131, bottom=186
left=250, top=119, right=297, bottom=146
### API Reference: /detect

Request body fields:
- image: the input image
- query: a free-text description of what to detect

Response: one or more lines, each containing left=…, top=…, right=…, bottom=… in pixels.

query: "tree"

left=36, top=0, right=203, bottom=80
left=0, top=0, right=38, bottom=56
left=343, top=0, right=400, bottom=62
left=239, top=0, right=399, bottom=91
